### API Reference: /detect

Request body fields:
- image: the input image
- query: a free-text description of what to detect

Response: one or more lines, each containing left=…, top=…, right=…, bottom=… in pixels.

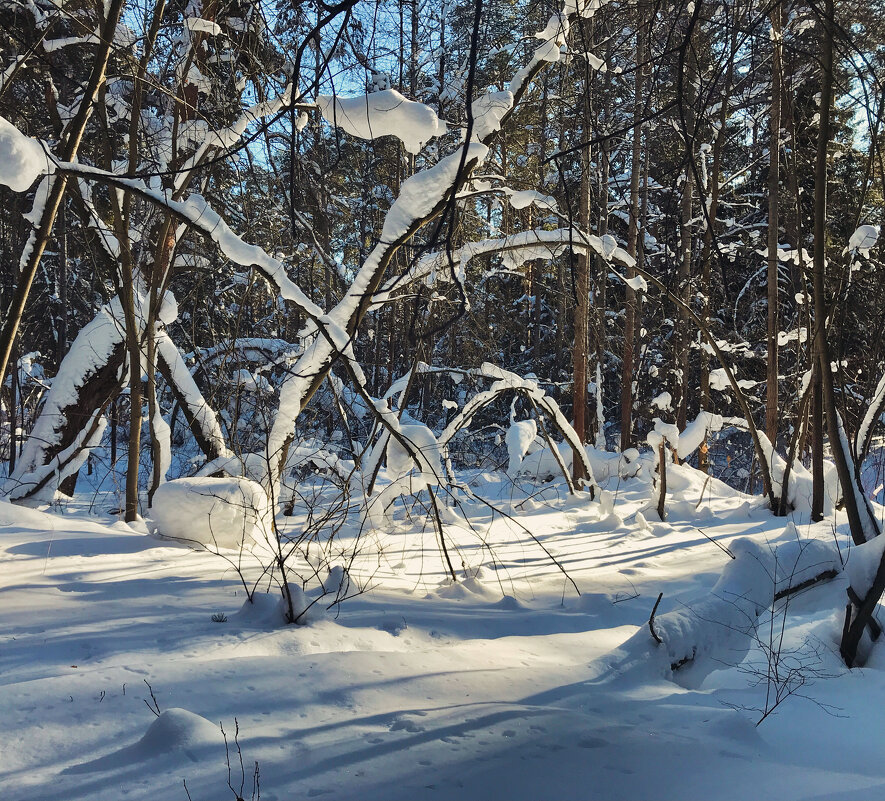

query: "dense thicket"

left=2, top=0, right=885, bottom=533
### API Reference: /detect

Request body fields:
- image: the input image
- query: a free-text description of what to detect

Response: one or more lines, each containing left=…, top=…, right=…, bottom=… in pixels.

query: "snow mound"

left=625, top=533, right=841, bottom=682
left=436, top=575, right=495, bottom=600
left=150, top=477, right=273, bottom=549
left=0, top=116, right=50, bottom=192
left=641, top=538, right=775, bottom=678
left=316, top=89, right=446, bottom=154
left=64, top=708, right=224, bottom=773
left=138, top=708, right=224, bottom=754
left=230, top=590, right=313, bottom=625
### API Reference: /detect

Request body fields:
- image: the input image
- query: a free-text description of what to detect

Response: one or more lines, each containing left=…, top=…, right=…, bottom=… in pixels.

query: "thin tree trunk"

left=766, top=7, right=782, bottom=445
left=572, top=88, right=592, bottom=482
left=621, top=11, right=645, bottom=451
left=573, top=158, right=591, bottom=475
left=811, top=0, right=872, bottom=551
left=56, top=200, right=68, bottom=367
left=675, top=45, right=697, bottom=431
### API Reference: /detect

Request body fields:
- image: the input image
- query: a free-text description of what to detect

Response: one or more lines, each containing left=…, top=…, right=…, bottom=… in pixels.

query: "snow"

left=64, top=708, right=228, bottom=772
left=533, top=39, right=562, bottom=63
left=845, top=224, right=879, bottom=256
left=651, top=391, right=672, bottom=410
left=846, top=534, right=885, bottom=600
left=386, top=423, right=443, bottom=480
left=579, top=50, right=607, bottom=71
left=316, top=89, right=446, bottom=155
left=625, top=273, right=648, bottom=291
left=1, top=455, right=884, bottom=800
left=380, top=143, right=489, bottom=245
left=185, top=17, right=223, bottom=36
left=857, top=367, right=885, bottom=455
left=710, top=367, right=730, bottom=391
left=710, top=367, right=756, bottom=393
left=506, top=188, right=556, bottom=211
left=156, top=332, right=231, bottom=461
left=151, top=412, right=172, bottom=488
left=653, top=416, right=680, bottom=445
left=0, top=115, right=51, bottom=191
left=149, top=477, right=273, bottom=549
left=535, top=13, right=570, bottom=45
left=4, top=300, right=125, bottom=500
left=470, top=90, right=513, bottom=140
left=505, top=417, right=538, bottom=474
left=233, top=368, right=272, bottom=393
left=677, top=411, right=723, bottom=461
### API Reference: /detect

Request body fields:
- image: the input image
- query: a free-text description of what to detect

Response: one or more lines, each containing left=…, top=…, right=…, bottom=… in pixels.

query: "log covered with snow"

left=631, top=534, right=841, bottom=681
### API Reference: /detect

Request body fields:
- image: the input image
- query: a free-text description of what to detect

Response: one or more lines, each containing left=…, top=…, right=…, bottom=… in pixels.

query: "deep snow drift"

left=3, top=458, right=885, bottom=801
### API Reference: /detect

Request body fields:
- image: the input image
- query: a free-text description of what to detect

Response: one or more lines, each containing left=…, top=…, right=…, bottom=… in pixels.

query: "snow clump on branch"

left=315, top=89, right=447, bottom=155
left=0, top=116, right=52, bottom=192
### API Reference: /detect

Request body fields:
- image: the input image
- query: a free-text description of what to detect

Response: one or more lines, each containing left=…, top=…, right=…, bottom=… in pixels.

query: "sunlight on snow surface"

left=2, top=463, right=885, bottom=800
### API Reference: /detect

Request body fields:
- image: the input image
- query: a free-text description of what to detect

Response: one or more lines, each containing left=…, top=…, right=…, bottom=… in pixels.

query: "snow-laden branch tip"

left=316, top=89, right=447, bottom=155
left=0, top=115, right=53, bottom=192
left=843, top=224, right=879, bottom=257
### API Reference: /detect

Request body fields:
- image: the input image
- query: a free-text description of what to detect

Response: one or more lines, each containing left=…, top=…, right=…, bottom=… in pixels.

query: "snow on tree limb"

left=3, top=301, right=127, bottom=500
left=316, top=89, right=446, bottom=155
left=0, top=115, right=53, bottom=192
left=155, top=331, right=231, bottom=463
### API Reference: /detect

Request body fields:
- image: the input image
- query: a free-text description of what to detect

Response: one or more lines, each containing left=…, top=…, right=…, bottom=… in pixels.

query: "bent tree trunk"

left=6, top=307, right=229, bottom=503
left=4, top=306, right=127, bottom=501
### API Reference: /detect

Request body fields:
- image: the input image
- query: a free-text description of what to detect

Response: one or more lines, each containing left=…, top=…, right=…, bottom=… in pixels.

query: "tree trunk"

left=573, top=152, right=591, bottom=481
left=675, top=44, right=697, bottom=431
left=766, top=7, right=782, bottom=446
left=621, top=11, right=645, bottom=451
left=811, top=0, right=875, bottom=550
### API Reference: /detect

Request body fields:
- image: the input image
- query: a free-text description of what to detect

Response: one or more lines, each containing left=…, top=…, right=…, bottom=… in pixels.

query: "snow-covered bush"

left=150, top=477, right=273, bottom=550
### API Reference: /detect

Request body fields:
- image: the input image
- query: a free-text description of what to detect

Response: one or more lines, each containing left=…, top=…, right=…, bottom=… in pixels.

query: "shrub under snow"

left=150, top=477, right=273, bottom=549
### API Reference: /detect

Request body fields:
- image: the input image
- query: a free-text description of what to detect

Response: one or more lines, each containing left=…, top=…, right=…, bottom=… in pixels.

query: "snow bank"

left=771, top=532, right=841, bottom=598
left=0, top=116, right=51, bottom=192
left=150, top=477, right=273, bottom=549
left=316, top=89, right=446, bottom=155
left=645, top=538, right=775, bottom=675
left=628, top=533, right=841, bottom=681
left=520, top=442, right=624, bottom=484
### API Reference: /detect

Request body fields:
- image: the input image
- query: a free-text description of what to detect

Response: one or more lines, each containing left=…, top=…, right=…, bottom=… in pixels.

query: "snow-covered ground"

left=3, top=462, right=885, bottom=801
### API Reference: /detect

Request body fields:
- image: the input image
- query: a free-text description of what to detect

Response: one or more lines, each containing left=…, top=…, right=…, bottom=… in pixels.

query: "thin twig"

left=649, top=592, right=664, bottom=644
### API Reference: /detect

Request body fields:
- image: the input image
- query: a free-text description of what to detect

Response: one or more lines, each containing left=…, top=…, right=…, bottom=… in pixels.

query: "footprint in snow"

left=390, top=718, right=424, bottom=733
